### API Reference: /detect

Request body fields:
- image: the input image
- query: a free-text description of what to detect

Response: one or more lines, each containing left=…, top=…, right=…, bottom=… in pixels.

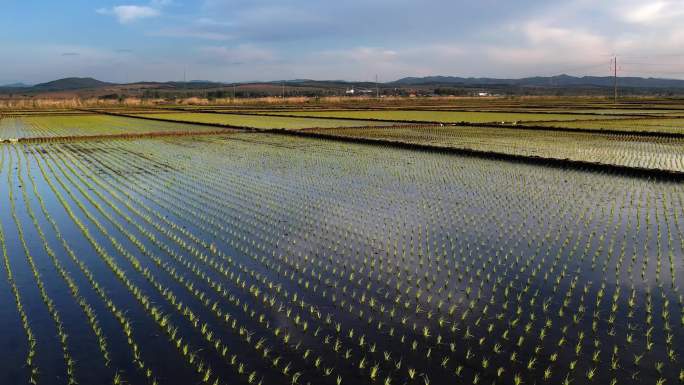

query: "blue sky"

left=1, top=0, right=683, bottom=84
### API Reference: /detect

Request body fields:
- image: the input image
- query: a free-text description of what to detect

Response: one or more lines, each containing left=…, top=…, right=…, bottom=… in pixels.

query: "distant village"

left=344, top=86, right=498, bottom=98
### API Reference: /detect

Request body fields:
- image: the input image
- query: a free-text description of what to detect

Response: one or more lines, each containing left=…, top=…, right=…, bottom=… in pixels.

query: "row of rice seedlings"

left=151, top=142, right=560, bottom=342
left=38, top=149, right=229, bottom=384
left=106, top=140, right=473, bottom=376
left=87, top=137, right=520, bottom=378
left=6, top=148, right=77, bottom=385
left=52, top=141, right=380, bottom=385
left=29, top=146, right=223, bottom=385
left=41, top=136, right=684, bottom=382
left=0, top=117, right=37, bottom=139
left=58, top=139, right=470, bottom=383
left=48, top=144, right=345, bottom=384
left=67, top=136, right=676, bottom=382
left=551, top=191, right=619, bottom=384
left=68, top=139, right=576, bottom=380
left=19, top=145, right=158, bottom=385
left=12, top=145, right=115, bottom=376
left=192, top=136, right=672, bottom=368
left=46, top=139, right=363, bottom=384
left=61, top=140, right=400, bottom=362
left=199, top=145, right=672, bottom=380
left=250, top=167, right=588, bottom=380
left=43, top=143, right=306, bottom=384
left=147, top=136, right=680, bottom=382
left=0, top=148, right=39, bottom=384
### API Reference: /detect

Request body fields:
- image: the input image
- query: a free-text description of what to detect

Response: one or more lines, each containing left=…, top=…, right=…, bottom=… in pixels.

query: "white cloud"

left=622, top=1, right=684, bottom=24
left=97, top=5, right=160, bottom=24
left=97, top=0, right=174, bottom=24
left=150, top=28, right=233, bottom=41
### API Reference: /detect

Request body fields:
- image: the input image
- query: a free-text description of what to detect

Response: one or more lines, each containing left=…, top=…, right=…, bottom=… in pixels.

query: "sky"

left=1, top=0, right=684, bottom=84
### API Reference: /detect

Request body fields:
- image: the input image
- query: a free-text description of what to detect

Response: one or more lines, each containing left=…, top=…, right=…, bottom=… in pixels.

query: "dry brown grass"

left=1, top=94, right=667, bottom=111
left=0, top=97, right=168, bottom=109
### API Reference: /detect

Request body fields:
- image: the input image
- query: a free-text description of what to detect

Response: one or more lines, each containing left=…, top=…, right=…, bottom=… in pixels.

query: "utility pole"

left=375, top=74, right=379, bottom=98
left=613, top=56, right=618, bottom=104
left=282, top=81, right=285, bottom=99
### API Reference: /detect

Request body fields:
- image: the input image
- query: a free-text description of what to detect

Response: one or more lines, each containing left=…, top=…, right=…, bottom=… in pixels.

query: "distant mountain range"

left=32, top=77, right=114, bottom=91
left=0, top=82, right=31, bottom=88
left=2, top=75, right=684, bottom=96
left=391, top=74, right=684, bottom=88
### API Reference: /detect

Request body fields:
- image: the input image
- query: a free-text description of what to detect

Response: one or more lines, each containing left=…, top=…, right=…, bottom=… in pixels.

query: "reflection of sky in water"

left=1, top=134, right=682, bottom=385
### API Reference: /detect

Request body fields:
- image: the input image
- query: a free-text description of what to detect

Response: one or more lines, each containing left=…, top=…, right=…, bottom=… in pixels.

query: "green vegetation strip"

left=132, top=112, right=395, bottom=130
left=245, top=110, right=623, bottom=123
left=1, top=114, right=229, bottom=139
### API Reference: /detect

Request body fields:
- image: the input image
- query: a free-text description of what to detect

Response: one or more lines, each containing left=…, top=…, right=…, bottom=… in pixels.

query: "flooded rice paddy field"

left=248, top=110, right=618, bottom=124
left=0, top=115, right=222, bottom=139
left=135, top=113, right=399, bottom=130
left=306, top=125, right=684, bottom=172
left=0, top=130, right=683, bottom=385
left=529, top=117, right=684, bottom=134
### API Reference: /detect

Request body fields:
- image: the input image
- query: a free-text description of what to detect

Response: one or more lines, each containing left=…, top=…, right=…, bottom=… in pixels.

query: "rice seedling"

left=21, top=146, right=160, bottom=384
left=13, top=145, right=117, bottom=374
left=6, top=150, right=78, bottom=385
left=0, top=152, right=39, bottom=384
